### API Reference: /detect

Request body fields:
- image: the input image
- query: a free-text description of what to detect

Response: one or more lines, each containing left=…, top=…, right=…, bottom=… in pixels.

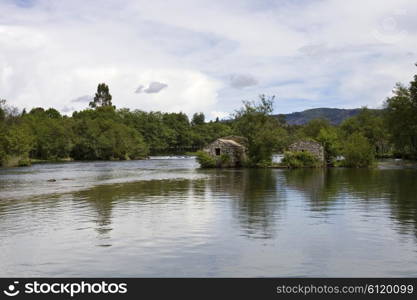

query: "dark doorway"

left=215, top=148, right=221, bottom=156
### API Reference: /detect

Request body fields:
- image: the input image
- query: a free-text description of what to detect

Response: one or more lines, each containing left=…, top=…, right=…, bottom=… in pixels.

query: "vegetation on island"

left=195, top=151, right=217, bottom=168
left=2, top=63, right=417, bottom=168
left=281, top=151, right=321, bottom=168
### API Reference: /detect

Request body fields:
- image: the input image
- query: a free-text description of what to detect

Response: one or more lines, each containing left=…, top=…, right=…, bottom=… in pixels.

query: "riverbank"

left=1, top=156, right=150, bottom=168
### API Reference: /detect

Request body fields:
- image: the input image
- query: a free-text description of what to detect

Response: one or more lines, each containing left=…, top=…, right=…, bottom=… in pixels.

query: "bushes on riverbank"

left=341, top=133, right=375, bottom=168
left=195, top=151, right=216, bottom=168
left=281, top=151, right=322, bottom=168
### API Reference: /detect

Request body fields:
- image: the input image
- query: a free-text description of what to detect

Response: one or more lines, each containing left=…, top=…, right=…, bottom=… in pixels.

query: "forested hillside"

left=277, top=108, right=381, bottom=125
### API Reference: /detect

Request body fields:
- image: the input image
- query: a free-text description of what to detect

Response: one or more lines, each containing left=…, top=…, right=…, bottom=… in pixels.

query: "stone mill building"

left=203, top=136, right=248, bottom=167
left=288, top=140, right=325, bottom=162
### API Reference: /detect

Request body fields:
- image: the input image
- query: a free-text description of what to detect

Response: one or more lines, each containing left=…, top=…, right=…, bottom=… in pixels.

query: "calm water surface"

left=1, top=157, right=417, bottom=277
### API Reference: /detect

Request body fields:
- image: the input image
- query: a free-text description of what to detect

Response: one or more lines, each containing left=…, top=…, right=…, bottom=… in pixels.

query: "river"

left=0, top=157, right=417, bottom=277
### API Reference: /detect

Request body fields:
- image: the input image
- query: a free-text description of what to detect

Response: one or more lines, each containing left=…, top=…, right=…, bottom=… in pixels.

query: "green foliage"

left=233, top=95, right=287, bottom=165
left=18, top=157, right=31, bottom=167
left=220, top=153, right=230, bottom=164
left=189, top=122, right=233, bottom=150
left=162, top=112, right=191, bottom=148
left=1, top=84, right=234, bottom=165
left=45, top=108, right=62, bottom=119
left=71, top=118, right=148, bottom=160
left=117, top=108, right=233, bottom=153
left=0, top=99, right=5, bottom=122
left=254, top=160, right=273, bottom=168
left=281, top=151, right=321, bottom=168
left=301, top=118, right=331, bottom=140
left=0, top=132, right=6, bottom=165
left=0, top=123, right=34, bottom=166
left=342, top=133, right=375, bottom=168
left=191, top=112, right=205, bottom=126
left=317, top=127, right=342, bottom=163
left=22, top=112, right=73, bottom=160
left=89, top=83, right=113, bottom=108
left=384, top=81, right=417, bottom=158
left=3, top=125, right=34, bottom=157
left=340, top=107, right=389, bottom=157
left=118, top=110, right=173, bottom=152
left=195, top=151, right=216, bottom=168
left=410, top=63, right=417, bottom=103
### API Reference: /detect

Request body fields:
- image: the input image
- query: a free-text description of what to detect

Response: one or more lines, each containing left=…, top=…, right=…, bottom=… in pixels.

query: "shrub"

left=195, top=151, right=216, bottom=168
left=281, top=151, right=321, bottom=168
left=18, top=158, right=31, bottom=167
left=220, top=153, right=230, bottom=164
left=317, top=127, right=342, bottom=164
left=0, top=136, right=5, bottom=166
left=255, top=160, right=272, bottom=168
left=342, top=132, right=375, bottom=168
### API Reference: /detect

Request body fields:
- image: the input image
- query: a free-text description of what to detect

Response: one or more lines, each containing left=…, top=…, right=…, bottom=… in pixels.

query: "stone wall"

left=204, top=138, right=247, bottom=167
left=288, top=140, right=325, bottom=162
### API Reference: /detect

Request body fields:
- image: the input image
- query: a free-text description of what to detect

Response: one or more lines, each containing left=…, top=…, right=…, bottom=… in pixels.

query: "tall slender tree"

left=89, top=83, right=113, bottom=108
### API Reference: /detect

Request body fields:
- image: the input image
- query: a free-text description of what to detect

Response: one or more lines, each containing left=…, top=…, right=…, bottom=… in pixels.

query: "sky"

left=1, top=0, right=417, bottom=119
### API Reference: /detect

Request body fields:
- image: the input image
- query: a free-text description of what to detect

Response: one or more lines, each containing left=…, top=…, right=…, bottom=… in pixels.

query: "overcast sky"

left=1, top=0, right=416, bottom=119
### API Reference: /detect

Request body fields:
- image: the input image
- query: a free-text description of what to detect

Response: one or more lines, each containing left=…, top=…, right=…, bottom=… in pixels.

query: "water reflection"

left=67, top=170, right=284, bottom=241
left=283, top=168, right=417, bottom=238
left=1, top=160, right=417, bottom=276
left=70, top=179, right=194, bottom=244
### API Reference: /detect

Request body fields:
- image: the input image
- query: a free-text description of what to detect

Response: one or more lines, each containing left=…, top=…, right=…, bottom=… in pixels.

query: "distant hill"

left=275, top=108, right=379, bottom=125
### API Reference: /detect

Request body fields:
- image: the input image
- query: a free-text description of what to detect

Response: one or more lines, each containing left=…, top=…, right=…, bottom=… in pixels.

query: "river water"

left=0, top=157, right=417, bottom=277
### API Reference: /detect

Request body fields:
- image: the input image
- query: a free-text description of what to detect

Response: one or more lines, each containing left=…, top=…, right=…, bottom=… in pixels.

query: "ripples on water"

left=0, top=157, right=417, bottom=277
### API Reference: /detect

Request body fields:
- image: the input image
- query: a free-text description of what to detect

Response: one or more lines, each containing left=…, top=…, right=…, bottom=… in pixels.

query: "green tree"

left=22, top=108, right=73, bottom=160
left=4, top=125, right=34, bottom=156
left=317, top=126, right=342, bottom=164
left=0, top=99, right=6, bottom=122
left=233, top=95, right=285, bottom=166
left=301, top=118, right=331, bottom=140
left=191, top=112, right=205, bottom=126
left=45, top=108, right=62, bottom=119
left=0, top=124, right=5, bottom=164
left=340, top=107, right=389, bottom=156
left=384, top=82, right=417, bottom=158
left=89, top=83, right=113, bottom=108
left=342, top=132, right=375, bottom=168
left=410, top=63, right=417, bottom=103
left=71, top=118, right=148, bottom=160
left=1, top=124, right=34, bottom=166
left=162, top=112, right=191, bottom=150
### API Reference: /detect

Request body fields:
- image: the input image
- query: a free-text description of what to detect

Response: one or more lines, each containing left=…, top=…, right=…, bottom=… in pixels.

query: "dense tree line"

left=1, top=64, right=417, bottom=168
left=0, top=84, right=232, bottom=166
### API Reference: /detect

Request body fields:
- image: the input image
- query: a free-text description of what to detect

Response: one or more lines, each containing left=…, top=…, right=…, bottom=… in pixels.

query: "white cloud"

left=0, top=0, right=416, bottom=117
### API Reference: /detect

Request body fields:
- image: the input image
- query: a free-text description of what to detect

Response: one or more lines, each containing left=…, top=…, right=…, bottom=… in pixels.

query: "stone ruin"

left=288, top=140, right=325, bottom=162
left=203, top=137, right=248, bottom=167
